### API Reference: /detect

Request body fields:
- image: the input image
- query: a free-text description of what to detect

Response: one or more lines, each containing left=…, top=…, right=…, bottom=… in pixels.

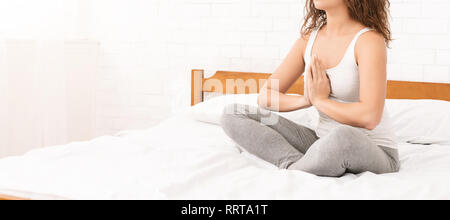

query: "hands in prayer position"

left=304, top=55, right=332, bottom=107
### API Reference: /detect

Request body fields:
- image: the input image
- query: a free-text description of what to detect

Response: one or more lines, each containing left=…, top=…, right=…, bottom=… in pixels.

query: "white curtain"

left=0, top=0, right=97, bottom=157
left=0, top=40, right=99, bottom=158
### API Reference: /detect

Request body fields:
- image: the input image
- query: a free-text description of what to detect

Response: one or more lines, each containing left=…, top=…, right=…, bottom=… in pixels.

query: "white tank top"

left=304, top=27, right=399, bottom=149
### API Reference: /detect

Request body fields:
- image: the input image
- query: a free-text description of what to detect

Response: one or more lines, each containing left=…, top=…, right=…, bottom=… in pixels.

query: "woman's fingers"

left=314, top=55, right=324, bottom=81
left=318, top=58, right=327, bottom=81
left=306, top=64, right=313, bottom=85
left=312, top=55, right=324, bottom=81
left=304, top=66, right=310, bottom=98
left=311, top=55, right=317, bottom=81
left=306, top=65, right=313, bottom=97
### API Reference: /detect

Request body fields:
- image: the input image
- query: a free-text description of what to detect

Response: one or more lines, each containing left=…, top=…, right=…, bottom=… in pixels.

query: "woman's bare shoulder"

left=355, top=30, right=386, bottom=63
left=299, top=33, right=312, bottom=45
left=293, top=33, right=312, bottom=55
left=356, top=30, right=386, bottom=50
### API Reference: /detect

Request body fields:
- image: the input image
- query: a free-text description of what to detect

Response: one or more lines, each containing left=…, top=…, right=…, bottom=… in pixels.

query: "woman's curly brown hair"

left=301, top=0, right=392, bottom=46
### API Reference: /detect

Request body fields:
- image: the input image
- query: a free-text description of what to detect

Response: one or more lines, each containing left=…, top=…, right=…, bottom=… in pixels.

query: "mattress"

left=1, top=112, right=450, bottom=200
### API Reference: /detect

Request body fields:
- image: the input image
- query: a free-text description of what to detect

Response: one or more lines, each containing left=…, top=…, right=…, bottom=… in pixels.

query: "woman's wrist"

left=312, top=97, right=329, bottom=110
left=300, top=95, right=312, bottom=108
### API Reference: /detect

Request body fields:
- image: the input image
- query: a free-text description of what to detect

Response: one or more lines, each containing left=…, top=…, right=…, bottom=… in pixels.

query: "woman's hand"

left=306, top=55, right=331, bottom=105
left=303, top=66, right=312, bottom=107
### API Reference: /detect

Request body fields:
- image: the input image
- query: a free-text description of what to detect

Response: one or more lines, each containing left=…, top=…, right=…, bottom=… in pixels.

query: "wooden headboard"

left=191, top=69, right=450, bottom=106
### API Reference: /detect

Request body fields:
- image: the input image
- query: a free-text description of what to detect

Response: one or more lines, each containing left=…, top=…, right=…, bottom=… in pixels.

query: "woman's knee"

left=220, top=107, right=237, bottom=132
left=382, top=147, right=401, bottom=172
left=222, top=103, right=254, bottom=116
left=220, top=104, right=250, bottom=133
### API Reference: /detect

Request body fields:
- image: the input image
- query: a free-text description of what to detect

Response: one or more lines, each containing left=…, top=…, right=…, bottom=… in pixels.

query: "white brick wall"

left=89, top=0, right=450, bottom=135
left=389, top=0, right=450, bottom=82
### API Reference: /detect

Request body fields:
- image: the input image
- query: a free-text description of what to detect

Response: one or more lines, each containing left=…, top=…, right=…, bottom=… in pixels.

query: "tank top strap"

left=348, top=27, right=373, bottom=52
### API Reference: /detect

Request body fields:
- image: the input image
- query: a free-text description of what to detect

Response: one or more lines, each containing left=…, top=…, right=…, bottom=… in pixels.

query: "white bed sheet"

left=1, top=113, right=450, bottom=200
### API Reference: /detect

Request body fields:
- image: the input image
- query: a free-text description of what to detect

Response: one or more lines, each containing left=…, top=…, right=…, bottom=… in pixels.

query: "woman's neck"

left=323, top=5, right=358, bottom=36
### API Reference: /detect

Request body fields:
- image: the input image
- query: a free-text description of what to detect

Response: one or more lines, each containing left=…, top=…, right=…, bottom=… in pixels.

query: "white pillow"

left=189, top=94, right=318, bottom=130
left=386, top=99, right=450, bottom=145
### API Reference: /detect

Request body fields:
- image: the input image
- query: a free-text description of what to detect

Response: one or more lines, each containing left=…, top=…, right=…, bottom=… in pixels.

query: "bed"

left=0, top=70, right=449, bottom=200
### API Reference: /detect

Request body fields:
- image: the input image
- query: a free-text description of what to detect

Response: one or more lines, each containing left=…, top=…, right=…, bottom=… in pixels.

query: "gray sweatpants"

left=220, top=104, right=400, bottom=177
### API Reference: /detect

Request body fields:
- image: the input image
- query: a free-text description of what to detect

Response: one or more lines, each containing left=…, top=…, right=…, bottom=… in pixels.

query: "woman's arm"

left=307, top=32, right=387, bottom=130
left=258, top=37, right=312, bottom=112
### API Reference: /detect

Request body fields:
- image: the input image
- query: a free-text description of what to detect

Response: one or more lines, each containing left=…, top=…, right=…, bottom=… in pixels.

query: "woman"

left=220, top=0, right=400, bottom=177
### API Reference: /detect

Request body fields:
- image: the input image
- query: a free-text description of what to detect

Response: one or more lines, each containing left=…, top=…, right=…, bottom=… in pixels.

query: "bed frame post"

left=191, top=69, right=204, bottom=106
